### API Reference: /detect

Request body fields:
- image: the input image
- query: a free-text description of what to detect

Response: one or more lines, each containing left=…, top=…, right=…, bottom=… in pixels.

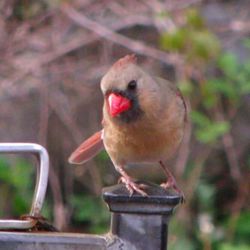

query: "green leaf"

left=218, top=243, right=250, bottom=250
left=169, top=237, right=195, bottom=250
left=201, top=82, right=219, bottom=108
left=196, top=182, right=215, bottom=210
left=238, top=61, right=250, bottom=94
left=218, top=53, right=238, bottom=77
left=243, top=38, right=250, bottom=49
left=196, top=121, right=230, bottom=144
left=192, top=112, right=230, bottom=144
left=160, top=29, right=187, bottom=52
left=242, top=60, right=250, bottom=72
left=70, top=195, right=110, bottom=233
left=177, top=80, right=193, bottom=96
left=235, top=212, right=250, bottom=242
left=10, top=160, right=33, bottom=189
left=0, top=158, right=34, bottom=218
left=96, top=150, right=109, bottom=162
left=206, top=79, right=238, bottom=100
left=186, top=8, right=205, bottom=30
left=13, top=194, right=30, bottom=214
left=188, top=31, right=220, bottom=61
left=191, top=111, right=210, bottom=126
left=0, top=158, right=11, bottom=182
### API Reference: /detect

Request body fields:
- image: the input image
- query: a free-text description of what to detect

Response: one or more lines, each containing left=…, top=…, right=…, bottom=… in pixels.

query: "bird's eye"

left=127, top=80, right=137, bottom=90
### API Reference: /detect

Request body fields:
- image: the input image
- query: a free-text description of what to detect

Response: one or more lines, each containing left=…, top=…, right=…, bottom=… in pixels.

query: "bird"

left=69, top=54, right=187, bottom=198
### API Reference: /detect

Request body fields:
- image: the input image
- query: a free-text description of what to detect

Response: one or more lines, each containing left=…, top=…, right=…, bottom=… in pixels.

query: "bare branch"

left=61, top=4, right=182, bottom=66
left=0, top=14, right=154, bottom=91
left=215, top=106, right=241, bottom=180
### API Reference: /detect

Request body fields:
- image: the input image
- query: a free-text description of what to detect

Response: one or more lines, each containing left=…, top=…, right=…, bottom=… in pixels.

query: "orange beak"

left=108, top=93, right=132, bottom=117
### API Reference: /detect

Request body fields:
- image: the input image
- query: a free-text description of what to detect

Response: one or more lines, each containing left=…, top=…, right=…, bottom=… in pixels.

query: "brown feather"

left=68, top=131, right=104, bottom=164
left=102, top=76, right=186, bottom=166
left=69, top=54, right=187, bottom=197
left=112, top=54, right=137, bottom=70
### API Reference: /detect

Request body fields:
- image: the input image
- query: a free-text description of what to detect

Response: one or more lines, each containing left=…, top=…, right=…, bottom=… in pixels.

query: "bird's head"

left=101, top=55, right=157, bottom=123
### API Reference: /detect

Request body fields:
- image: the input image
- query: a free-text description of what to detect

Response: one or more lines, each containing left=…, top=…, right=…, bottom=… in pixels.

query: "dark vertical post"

left=102, top=182, right=182, bottom=250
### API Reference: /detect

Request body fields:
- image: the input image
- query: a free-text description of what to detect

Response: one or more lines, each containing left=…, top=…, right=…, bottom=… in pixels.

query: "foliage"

left=191, top=111, right=230, bottom=144
left=218, top=243, right=250, bottom=250
left=160, top=9, right=220, bottom=65
left=0, top=156, right=52, bottom=220
left=0, top=157, right=33, bottom=217
left=160, top=7, right=250, bottom=250
left=70, top=194, right=110, bottom=234
left=161, top=9, right=250, bottom=146
left=12, top=0, right=60, bottom=20
left=223, top=212, right=250, bottom=245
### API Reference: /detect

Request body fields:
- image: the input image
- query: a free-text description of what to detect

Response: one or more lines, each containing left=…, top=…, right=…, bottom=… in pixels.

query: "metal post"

left=0, top=143, right=182, bottom=249
left=103, top=181, right=182, bottom=250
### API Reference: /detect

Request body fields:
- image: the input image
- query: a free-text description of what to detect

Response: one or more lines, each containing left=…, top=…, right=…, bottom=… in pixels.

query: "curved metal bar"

left=0, top=143, right=49, bottom=230
left=0, top=219, right=37, bottom=230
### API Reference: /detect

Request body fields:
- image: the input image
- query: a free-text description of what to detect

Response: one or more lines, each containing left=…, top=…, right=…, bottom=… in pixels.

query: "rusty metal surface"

left=0, top=232, right=107, bottom=250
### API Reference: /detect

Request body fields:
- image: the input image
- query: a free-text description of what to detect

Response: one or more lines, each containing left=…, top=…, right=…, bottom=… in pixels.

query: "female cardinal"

left=69, top=55, right=187, bottom=198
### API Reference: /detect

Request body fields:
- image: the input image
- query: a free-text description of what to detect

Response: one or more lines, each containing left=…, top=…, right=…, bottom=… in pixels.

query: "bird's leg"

left=159, top=160, right=185, bottom=202
left=115, top=165, right=147, bottom=196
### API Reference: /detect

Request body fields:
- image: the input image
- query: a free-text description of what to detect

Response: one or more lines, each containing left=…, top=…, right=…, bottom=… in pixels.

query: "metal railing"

left=0, top=143, right=49, bottom=230
left=0, top=143, right=182, bottom=250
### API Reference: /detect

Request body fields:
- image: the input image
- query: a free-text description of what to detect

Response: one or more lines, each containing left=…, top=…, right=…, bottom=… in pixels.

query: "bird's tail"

left=68, top=130, right=104, bottom=164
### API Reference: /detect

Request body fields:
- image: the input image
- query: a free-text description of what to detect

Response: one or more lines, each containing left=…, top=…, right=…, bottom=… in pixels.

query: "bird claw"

left=119, top=177, right=148, bottom=196
left=161, top=181, right=185, bottom=203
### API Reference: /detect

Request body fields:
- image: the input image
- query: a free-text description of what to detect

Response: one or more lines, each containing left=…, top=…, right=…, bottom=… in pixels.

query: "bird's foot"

left=161, top=179, right=185, bottom=203
left=119, top=177, right=147, bottom=196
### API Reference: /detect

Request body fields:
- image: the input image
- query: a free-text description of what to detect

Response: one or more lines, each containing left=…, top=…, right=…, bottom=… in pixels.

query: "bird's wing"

left=154, top=76, right=187, bottom=121
left=176, top=88, right=187, bottom=122
left=68, top=130, right=104, bottom=164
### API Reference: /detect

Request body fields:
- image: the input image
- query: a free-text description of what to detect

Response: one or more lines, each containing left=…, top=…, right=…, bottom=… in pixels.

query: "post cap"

left=102, top=181, right=182, bottom=215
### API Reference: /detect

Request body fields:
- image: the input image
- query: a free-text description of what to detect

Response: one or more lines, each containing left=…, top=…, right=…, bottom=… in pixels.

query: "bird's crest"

left=112, top=54, right=137, bottom=69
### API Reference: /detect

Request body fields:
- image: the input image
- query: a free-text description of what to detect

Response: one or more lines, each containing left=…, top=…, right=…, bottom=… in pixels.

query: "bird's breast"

left=103, top=116, right=183, bottom=165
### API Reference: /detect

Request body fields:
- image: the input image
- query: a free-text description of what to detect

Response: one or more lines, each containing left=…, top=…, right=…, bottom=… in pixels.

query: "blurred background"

left=0, top=0, right=249, bottom=249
